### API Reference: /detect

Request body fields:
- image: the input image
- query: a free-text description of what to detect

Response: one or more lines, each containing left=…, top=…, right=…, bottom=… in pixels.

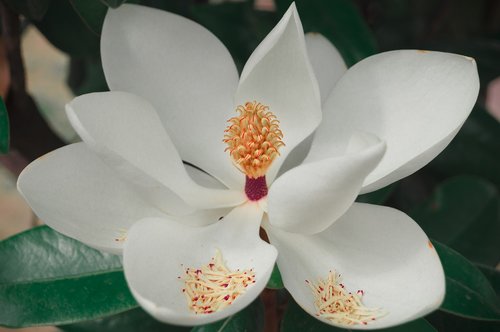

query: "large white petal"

left=123, top=203, right=277, bottom=326
left=67, top=92, right=246, bottom=210
left=305, top=33, right=347, bottom=104
left=307, top=50, right=479, bottom=193
left=265, top=203, right=445, bottom=329
left=101, top=4, right=242, bottom=188
left=235, top=3, right=322, bottom=183
left=268, top=133, right=385, bottom=234
left=17, top=143, right=165, bottom=254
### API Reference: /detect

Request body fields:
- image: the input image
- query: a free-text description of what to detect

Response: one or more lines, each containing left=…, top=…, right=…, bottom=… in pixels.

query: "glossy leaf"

left=60, top=308, right=189, bottom=332
left=0, top=97, right=9, bottom=154
left=266, top=264, right=284, bottom=289
left=427, top=310, right=500, bottom=332
left=35, top=0, right=100, bottom=57
left=430, top=107, right=500, bottom=189
left=100, top=0, right=127, bottom=9
left=433, top=241, right=500, bottom=320
left=476, top=264, right=500, bottom=303
left=0, top=226, right=137, bottom=327
left=69, top=0, right=107, bottom=35
left=410, top=176, right=500, bottom=266
left=68, top=57, right=109, bottom=96
left=2, top=0, right=50, bottom=20
left=281, top=298, right=436, bottom=331
left=191, top=298, right=265, bottom=332
left=276, top=0, right=377, bottom=66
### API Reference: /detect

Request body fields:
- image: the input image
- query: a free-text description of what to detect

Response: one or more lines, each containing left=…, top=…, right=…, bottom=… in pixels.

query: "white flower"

left=17, top=3, right=479, bottom=330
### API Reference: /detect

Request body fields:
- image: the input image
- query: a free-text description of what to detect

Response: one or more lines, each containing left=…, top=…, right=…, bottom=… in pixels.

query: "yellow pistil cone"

left=223, top=101, right=284, bottom=179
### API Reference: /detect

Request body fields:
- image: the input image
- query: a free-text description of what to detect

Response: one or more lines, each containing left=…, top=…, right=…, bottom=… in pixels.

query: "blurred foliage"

left=0, top=96, right=8, bottom=153
left=0, top=0, right=499, bottom=331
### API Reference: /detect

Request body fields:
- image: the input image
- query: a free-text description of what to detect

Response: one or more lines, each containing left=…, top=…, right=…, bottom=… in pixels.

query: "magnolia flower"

left=18, top=3, right=479, bottom=330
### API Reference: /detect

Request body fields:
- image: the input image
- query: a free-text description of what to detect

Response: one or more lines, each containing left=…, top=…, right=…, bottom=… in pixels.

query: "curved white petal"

left=265, top=203, right=445, bottom=329
left=268, top=133, right=385, bottom=234
left=17, top=143, right=165, bottom=254
left=101, top=4, right=242, bottom=188
left=307, top=50, right=479, bottom=192
left=236, top=3, right=322, bottom=183
left=185, top=164, right=226, bottom=190
left=305, top=33, right=347, bottom=104
left=67, top=91, right=246, bottom=210
left=123, top=203, right=277, bottom=326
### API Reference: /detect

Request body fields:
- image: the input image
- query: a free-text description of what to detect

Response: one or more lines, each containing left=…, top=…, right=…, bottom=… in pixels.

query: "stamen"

left=223, top=101, right=284, bottom=179
left=306, top=270, right=387, bottom=326
left=114, top=228, right=127, bottom=242
left=181, top=249, right=256, bottom=314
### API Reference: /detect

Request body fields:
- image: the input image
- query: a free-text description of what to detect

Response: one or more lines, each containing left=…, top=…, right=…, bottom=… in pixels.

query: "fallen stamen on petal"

left=181, top=249, right=256, bottom=314
left=306, top=270, right=387, bottom=326
left=114, top=228, right=127, bottom=242
left=223, top=101, right=284, bottom=179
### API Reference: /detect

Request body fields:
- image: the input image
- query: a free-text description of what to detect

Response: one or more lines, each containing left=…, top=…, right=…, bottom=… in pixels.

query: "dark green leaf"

left=356, top=183, right=397, bottom=205
left=266, top=264, right=284, bottom=289
left=281, top=298, right=436, bottom=331
left=34, top=0, right=100, bottom=57
left=60, top=308, right=189, bottom=332
left=430, top=106, right=500, bottom=189
left=476, top=264, right=500, bottom=303
left=2, top=0, right=51, bottom=20
left=100, top=0, right=127, bottom=9
left=433, top=241, right=500, bottom=320
left=427, top=310, right=500, bottom=332
left=68, top=57, right=109, bottom=96
left=191, top=2, right=279, bottom=71
left=410, top=176, right=500, bottom=265
left=69, top=0, right=107, bottom=35
left=276, top=0, right=377, bottom=66
left=191, top=298, right=264, bottom=332
left=0, top=226, right=137, bottom=327
left=0, top=96, right=9, bottom=154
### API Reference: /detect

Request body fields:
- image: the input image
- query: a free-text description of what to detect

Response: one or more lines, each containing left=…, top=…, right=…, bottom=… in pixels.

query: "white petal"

left=236, top=3, right=322, bottom=183
left=305, top=33, right=347, bottom=104
left=67, top=91, right=246, bottom=210
left=101, top=4, right=242, bottom=188
left=265, top=203, right=445, bottom=329
left=123, top=203, right=277, bottom=326
left=307, top=50, right=479, bottom=192
left=17, top=143, right=165, bottom=254
left=268, top=133, right=385, bottom=234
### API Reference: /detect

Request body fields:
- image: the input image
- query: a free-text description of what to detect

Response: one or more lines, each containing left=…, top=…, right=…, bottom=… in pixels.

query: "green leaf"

left=281, top=298, right=436, bottom=331
left=191, top=2, right=279, bottom=71
left=433, top=241, right=500, bottom=320
left=34, top=0, right=100, bottom=57
left=430, top=106, right=500, bottom=189
left=69, top=0, right=107, bottom=35
left=100, top=0, right=127, bottom=9
left=68, top=57, right=109, bottom=96
left=266, top=264, right=284, bottom=289
left=2, top=0, right=51, bottom=20
left=356, top=183, right=397, bottom=205
left=0, top=226, right=138, bottom=327
left=276, top=0, right=377, bottom=66
left=476, top=264, right=500, bottom=303
left=0, top=96, right=9, bottom=154
left=410, top=176, right=500, bottom=266
left=60, top=308, right=190, bottom=332
left=191, top=298, right=264, bottom=332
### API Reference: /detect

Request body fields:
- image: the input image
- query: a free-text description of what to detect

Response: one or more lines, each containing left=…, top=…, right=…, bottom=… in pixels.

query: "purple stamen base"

left=245, top=176, right=268, bottom=201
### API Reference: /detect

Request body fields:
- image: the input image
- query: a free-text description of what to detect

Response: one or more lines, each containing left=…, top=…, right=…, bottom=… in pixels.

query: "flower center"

left=223, top=101, right=284, bottom=200
left=181, top=249, right=255, bottom=314
left=306, top=270, right=387, bottom=326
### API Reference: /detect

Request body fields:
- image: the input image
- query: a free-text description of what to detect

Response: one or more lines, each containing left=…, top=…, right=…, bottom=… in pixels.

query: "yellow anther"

left=223, top=101, right=284, bottom=178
